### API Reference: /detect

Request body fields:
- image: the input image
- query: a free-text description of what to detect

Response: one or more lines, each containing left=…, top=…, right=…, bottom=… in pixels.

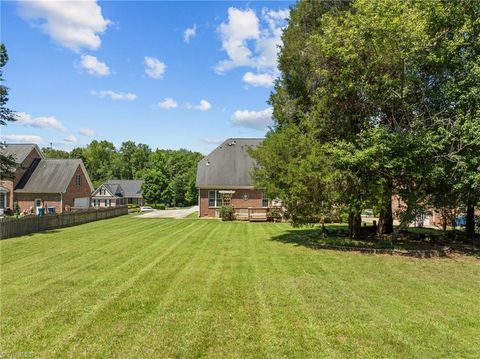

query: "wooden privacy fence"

left=0, top=206, right=128, bottom=239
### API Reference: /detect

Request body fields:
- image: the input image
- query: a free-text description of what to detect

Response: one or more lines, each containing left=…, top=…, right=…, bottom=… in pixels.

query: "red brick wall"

left=199, top=189, right=267, bottom=217
left=62, top=165, right=92, bottom=210
left=16, top=193, right=61, bottom=214
left=15, top=165, right=91, bottom=214
left=0, top=147, right=42, bottom=210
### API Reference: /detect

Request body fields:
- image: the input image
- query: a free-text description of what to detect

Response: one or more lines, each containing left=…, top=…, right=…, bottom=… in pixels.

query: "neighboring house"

left=91, top=180, right=144, bottom=207
left=0, top=143, right=94, bottom=214
left=196, top=138, right=272, bottom=219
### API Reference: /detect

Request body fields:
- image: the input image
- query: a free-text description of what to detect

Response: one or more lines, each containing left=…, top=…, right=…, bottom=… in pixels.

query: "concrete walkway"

left=136, top=206, right=198, bottom=219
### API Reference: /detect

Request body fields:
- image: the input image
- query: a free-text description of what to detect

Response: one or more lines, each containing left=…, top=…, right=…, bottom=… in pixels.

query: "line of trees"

left=43, top=141, right=203, bottom=207
left=251, top=0, right=480, bottom=238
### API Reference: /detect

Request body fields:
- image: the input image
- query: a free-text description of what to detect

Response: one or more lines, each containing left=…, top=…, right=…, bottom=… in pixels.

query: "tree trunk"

left=376, top=180, right=394, bottom=236
left=466, top=202, right=475, bottom=236
left=348, top=211, right=361, bottom=239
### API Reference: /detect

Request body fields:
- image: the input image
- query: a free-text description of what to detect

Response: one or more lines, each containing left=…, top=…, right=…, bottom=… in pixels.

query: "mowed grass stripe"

left=266, top=223, right=480, bottom=357
left=1, top=215, right=155, bottom=274
left=1, top=218, right=479, bottom=358
left=1, top=218, right=176, bottom=287
left=0, top=215, right=138, bottom=266
left=44, top=220, right=209, bottom=358
left=73, top=220, right=229, bottom=358
left=2, top=220, right=203, bottom=350
left=1, top=219, right=182, bottom=302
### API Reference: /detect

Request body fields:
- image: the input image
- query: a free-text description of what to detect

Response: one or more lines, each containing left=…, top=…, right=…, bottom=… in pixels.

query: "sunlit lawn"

left=1, top=216, right=479, bottom=358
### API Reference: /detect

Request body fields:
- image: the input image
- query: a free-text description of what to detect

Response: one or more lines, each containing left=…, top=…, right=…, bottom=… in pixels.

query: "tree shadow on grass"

left=271, top=227, right=480, bottom=258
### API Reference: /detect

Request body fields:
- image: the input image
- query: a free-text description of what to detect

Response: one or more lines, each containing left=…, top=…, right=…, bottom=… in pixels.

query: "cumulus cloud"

left=215, top=8, right=259, bottom=73
left=184, top=24, right=197, bottom=43
left=196, top=100, right=211, bottom=111
left=144, top=56, right=166, bottom=79
left=215, top=7, right=289, bottom=85
left=1, top=134, right=43, bottom=144
left=64, top=134, right=79, bottom=143
left=242, top=72, right=275, bottom=87
left=79, top=55, right=110, bottom=76
left=231, top=108, right=273, bottom=131
left=202, top=138, right=224, bottom=145
left=79, top=128, right=95, bottom=136
left=158, top=98, right=178, bottom=109
left=186, top=100, right=211, bottom=111
left=16, top=112, right=67, bottom=132
left=17, top=0, right=111, bottom=52
left=90, top=90, right=136, bottom=100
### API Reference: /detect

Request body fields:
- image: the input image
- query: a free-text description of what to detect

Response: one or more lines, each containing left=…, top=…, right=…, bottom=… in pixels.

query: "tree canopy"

left=42, top=141, right=203, bottom=207
left=252, top=0, right=480, bottom=237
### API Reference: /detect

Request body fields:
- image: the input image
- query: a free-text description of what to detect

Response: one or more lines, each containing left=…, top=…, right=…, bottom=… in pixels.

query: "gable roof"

left=196, top=138, right=263, bottom=188
left=14, top=159, right=94, bottom=193
left=104, top=180, right=143, bottom=198
left=0, top=143, right=44, bottom=164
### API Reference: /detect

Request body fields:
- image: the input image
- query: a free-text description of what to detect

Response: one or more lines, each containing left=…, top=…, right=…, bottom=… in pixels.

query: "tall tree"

left=253, top=0, right=479, bottom=237
left=0, top=44, right=17, bottom=178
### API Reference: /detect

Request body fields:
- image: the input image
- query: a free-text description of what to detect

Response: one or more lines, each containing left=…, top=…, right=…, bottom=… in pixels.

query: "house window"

left=208, top=190, right=220, bottom=207
left=262, top=192, right=269, bottom=208
left=93, top=199, right=100, bottom=207
left=105, top=199, right=111, bottom=207
left=0, top=193, right=5, bottom=209
left=75, top=175, right=81, bottom=186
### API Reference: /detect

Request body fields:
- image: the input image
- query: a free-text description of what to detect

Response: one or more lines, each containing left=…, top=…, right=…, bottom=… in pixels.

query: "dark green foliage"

left=219, top=205, right=235, bottom=221
left=252, top=0, right=480, bottom=238
left=42, top=147, right=70, bottom=159
left=0, top=44, right=17, bottom=178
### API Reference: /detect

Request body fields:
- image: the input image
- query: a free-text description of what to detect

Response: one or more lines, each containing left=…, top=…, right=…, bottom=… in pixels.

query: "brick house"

left=91, top=180, right=144, bottom=207
left=196, top=138, right=273, bottom=219
left=0, top=144, right=94, bottom=214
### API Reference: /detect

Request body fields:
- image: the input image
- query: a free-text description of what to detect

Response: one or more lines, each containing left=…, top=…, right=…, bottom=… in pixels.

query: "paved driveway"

left=136, top=206, right=198, bottom=219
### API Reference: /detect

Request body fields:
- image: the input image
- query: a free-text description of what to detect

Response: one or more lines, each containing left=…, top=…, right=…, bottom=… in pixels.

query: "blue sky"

left=1, top=0, right=293, bottom=154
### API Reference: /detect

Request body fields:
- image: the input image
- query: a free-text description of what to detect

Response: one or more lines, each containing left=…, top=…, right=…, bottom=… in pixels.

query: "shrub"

left=219, top=205, right=235, bottom=221
left=268, top=207, right=283, bottom=222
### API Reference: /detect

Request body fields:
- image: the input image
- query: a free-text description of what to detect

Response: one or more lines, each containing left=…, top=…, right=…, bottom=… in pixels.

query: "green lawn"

left=1, top=216, right=479, bottom=358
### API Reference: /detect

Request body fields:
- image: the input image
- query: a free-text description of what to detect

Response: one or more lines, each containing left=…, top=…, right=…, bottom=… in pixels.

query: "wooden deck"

left=234, top=207, right=268, bottom=222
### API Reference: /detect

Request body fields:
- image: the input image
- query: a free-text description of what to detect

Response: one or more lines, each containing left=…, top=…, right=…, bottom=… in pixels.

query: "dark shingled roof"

left=0, top=143, right=43, bottom=164
left=104, top=180, right=143, bottom=198
left=14, top=159, right=83, bottom=193
left=196, top=138, right=263, bottom=188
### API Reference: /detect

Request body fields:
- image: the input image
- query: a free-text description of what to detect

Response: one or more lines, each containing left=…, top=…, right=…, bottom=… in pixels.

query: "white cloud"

left=144, top=56, right=166, bottom=79
left=90, top=90, right=136, bottom=100
left=186, top=99, right=211, bottom=111
left=215, top=8, right=259, bottom=73
left=64, top=135, right=79, bottom=143
left=202, top=138, right=224, bottom=145
left=215, top=7, right=288, bottom=79
left=79, top=55, right=110, bottom=76
left=242, top=72, right=275, bottom=87
left=184, top=24, right=197, bottom=43
left=16, top=112, right=67, bottom=132
left=79, top=128, right=95, bottom=136
left=231, top=108, right=273, bottom=131
left=158, top=98, right=178, bottom=109
left=1, top=134, right=43, bottom=144
left=17, top=0, right=111, bottom=52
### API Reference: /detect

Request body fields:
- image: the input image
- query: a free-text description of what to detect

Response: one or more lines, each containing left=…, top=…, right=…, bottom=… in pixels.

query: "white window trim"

left=208, top=190, right=220, bottom=208
left=262, top=191, right=269, bottom=208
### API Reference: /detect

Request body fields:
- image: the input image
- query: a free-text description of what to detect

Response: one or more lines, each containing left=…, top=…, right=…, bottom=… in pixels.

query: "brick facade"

left=199, top=188, right=268, bottom=217
left=15, top=165, right=92, bottom=214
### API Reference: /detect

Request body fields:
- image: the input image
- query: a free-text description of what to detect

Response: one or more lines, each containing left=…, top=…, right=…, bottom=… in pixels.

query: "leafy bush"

left=268, top=207, right=283, bottom=222
left=219, top=205, right=235, bottom=221
left=128, top=204, right=139, bottom=209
